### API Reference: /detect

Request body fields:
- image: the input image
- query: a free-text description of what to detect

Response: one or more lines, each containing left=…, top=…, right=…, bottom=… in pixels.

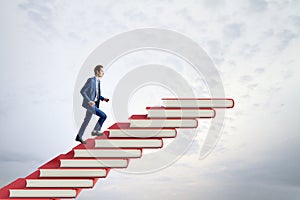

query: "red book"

left=161, top=98, right=235, bottom=108
left=108, top=123, right=177, bottom=138
left=146, top=106, right=216, bottom=118
left=129, top=115, right=198, bottom=128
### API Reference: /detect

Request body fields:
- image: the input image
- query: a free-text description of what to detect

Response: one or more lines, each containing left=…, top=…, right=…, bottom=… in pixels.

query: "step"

left=94, top=138, right=163, bottom=148
left=39, top=169, right=107, bottom=178
left=1, top=198, right=58, bottom=200
left=162, top=98, right=234, bottom=108
left=60, top=159, right=128, bottom=168
left=73, top=149, right=142, bottom=158
left=26, top=179, right=93, bottom=188
left=146, top=107, right=215, bottom=118
left=9, top=189, right=77, bottom=198
left=129, top=115, right=198, bottom=128
left=108, top=123, right=177, bottom=138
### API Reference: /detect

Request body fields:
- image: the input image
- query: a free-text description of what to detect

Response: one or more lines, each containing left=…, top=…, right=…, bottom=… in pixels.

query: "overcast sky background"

left=1, top=0, right=300, bottom=199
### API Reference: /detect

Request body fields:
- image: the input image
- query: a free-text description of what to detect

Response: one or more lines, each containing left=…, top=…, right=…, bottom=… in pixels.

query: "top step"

left=162, top=98, right=234, bottom=108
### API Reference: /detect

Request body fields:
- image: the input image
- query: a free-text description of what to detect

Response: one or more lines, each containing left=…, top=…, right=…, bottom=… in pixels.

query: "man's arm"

left=80, top=78, right=92, bottom=103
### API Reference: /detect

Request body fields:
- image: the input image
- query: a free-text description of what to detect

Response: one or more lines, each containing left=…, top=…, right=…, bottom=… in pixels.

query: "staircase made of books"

left=0, top=98, right=234, bottom=199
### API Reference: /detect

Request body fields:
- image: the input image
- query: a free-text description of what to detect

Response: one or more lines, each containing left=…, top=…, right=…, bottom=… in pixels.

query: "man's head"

left=94, top=65, right=104, bottom=78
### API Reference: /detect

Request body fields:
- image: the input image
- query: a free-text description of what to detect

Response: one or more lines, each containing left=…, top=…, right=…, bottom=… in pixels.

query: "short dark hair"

left=94, top=65, right=103, bottom=75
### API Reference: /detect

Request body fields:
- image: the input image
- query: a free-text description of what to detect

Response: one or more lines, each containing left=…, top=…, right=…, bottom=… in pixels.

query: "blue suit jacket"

left=80, top=77, right=104, bottom=109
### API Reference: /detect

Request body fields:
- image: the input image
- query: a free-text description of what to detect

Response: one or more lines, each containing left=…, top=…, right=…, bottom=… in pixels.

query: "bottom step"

left=9, top=189, right=77, bottom=198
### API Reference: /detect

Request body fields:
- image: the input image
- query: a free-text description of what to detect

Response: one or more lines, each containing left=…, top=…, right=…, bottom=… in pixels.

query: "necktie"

left=97, top=80, right=100, bottom=101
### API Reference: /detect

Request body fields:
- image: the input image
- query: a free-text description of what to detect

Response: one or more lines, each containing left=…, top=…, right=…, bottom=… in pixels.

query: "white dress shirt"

left=94, top=77, right=101, bottom=101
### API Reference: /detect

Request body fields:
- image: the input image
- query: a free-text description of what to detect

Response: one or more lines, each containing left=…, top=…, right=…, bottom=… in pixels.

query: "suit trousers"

left=77, top=101, right=107, bottom=138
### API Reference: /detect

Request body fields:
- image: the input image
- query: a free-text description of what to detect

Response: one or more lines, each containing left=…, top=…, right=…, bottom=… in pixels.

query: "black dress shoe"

left=91, top=130, right=103, bottom=136
left=75, top=135, right=87, bottom=144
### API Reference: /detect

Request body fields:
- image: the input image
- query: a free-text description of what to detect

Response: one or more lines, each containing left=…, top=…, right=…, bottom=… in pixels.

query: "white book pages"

left=9, top=189, right=77, bottom=198
left=60, top=159, right=128, bottom=168
left=26, top=179, right=93, bottom=188
left=94, top=139, right=163, bottom=148
left=109, top=129, right=176, bottom=138
left=39, top=169, right=107, bottom=178
left=162, top=99, right=234, bottom=108
left=130, top=119, right=197, bottom=128
left=73, top=149, right=141, bottom=158
left=147, top=109, right=215, bottom=118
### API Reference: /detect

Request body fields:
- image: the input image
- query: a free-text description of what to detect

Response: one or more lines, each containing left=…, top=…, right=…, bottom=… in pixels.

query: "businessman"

left=75, top=65, right=109, bottom=144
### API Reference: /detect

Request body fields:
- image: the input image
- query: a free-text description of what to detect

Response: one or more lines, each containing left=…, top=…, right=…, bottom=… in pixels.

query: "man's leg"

left=93, top=107, right=107, bottom=132
left=77, top=109, right=93, bottom=139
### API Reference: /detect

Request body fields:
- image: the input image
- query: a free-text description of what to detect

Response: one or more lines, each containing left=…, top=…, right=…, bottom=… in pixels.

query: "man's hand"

left=104, top=98, right=110, bottom=102
left=89, top=101, right=95, bottom=107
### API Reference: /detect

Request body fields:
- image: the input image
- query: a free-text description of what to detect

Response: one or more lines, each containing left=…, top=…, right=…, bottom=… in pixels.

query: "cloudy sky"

left=0, top=0, right=300, bottom=199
